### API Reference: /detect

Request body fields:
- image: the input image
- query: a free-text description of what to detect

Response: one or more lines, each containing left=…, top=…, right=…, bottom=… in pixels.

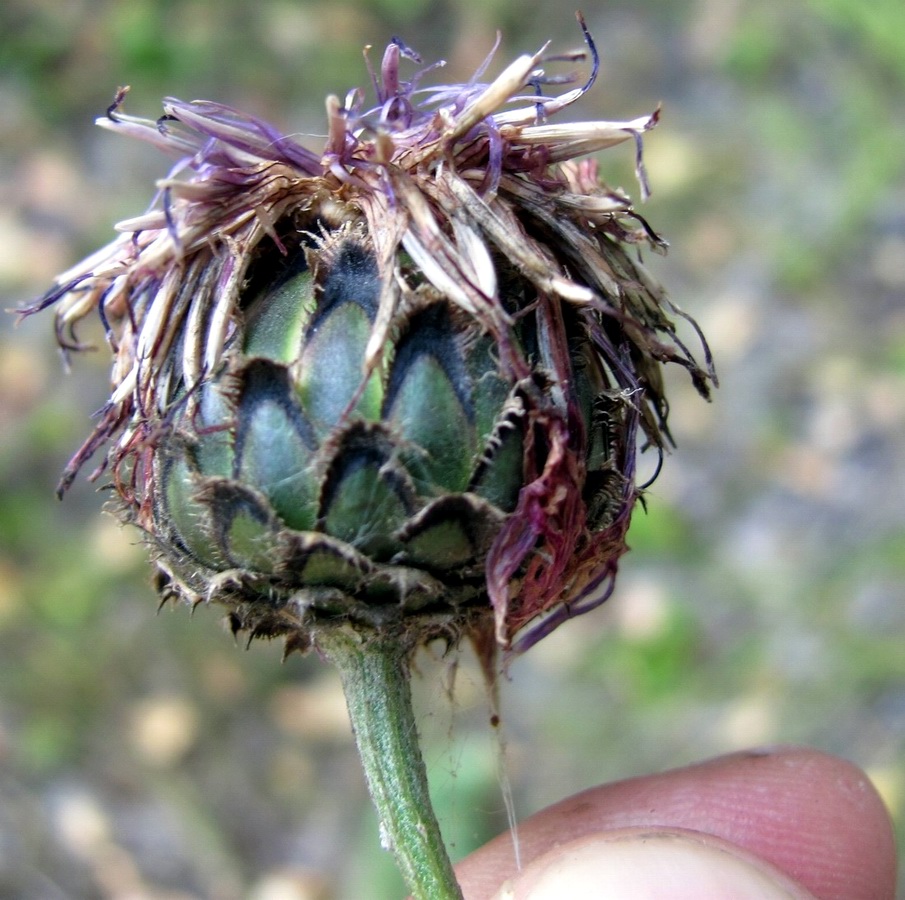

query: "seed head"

left=22, top=18, right=714, bottom=657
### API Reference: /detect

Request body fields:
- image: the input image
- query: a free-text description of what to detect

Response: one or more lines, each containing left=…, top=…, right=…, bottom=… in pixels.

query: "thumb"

left=492, top=828, right=816, bottom=900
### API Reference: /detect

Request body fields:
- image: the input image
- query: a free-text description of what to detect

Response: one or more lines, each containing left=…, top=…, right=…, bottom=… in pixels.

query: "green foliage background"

left=1, top=0, right=903, bottom=896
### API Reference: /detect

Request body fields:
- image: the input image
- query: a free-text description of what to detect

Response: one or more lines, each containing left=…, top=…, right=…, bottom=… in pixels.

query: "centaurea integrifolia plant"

left=23, top=17, right=714, bottom=897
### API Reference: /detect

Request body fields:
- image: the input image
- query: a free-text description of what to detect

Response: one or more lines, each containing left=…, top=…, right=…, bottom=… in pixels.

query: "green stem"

left=317, top=625, right=464, bottom=900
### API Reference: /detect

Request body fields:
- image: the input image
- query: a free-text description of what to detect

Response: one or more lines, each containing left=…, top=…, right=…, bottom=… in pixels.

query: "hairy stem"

left=317, top=625, right=463, bottom=900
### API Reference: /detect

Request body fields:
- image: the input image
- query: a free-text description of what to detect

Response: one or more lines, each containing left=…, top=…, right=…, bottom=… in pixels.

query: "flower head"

left=23, top=17, right=714, bottom=657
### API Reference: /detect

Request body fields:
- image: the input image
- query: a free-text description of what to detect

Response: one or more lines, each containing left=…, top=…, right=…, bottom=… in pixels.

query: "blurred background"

left=1, top=0, right=903, bottom=897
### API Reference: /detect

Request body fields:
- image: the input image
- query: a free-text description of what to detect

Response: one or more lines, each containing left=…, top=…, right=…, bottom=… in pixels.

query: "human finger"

left=455, top=746, right=896, bottom=900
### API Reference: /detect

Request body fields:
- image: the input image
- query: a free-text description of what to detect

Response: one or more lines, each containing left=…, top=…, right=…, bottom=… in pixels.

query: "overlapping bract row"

left=153, top=215, right=631, bottom=649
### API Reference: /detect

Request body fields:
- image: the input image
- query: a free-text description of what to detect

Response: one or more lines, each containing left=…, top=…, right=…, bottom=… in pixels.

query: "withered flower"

left=24, top=19, right=713, bottom=898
